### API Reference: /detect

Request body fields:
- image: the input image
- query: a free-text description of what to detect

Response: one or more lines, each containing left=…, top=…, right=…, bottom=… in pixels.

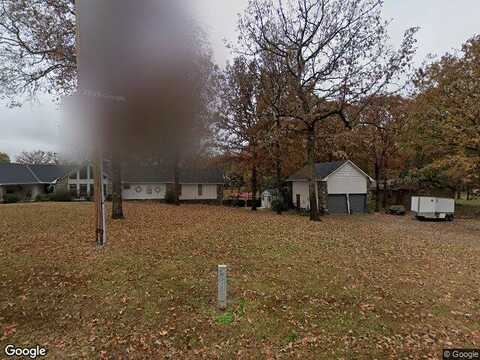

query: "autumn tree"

left=0, top=152, right=9, bottom=163
left=256, top=52, right=291, bottom=213
left=217, top=56, right=265, bottom=211
left=409, top=35, right=480, bottom=193
left=237, top=0, right=417, bottom=221
left=354, top=96, right=408, bottom=211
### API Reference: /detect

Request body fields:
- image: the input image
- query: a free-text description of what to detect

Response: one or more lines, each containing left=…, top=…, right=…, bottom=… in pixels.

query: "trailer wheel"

left=446, top=214, right=454, bottom=222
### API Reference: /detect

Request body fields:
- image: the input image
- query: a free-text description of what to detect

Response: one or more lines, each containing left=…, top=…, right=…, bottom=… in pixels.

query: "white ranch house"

left=288, top=160, right=373, bottom=214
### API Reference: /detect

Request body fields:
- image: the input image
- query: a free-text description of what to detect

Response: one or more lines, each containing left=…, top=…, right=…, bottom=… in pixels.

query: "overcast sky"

left=1, top=0, right=478, bottom=160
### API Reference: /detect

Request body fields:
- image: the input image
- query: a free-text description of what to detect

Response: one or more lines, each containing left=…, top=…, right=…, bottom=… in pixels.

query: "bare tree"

left=237, top=0, right=417, bottom=221
left=16, top=150, right=58, bottom=165
left=0, top=0, right=77, bottom=104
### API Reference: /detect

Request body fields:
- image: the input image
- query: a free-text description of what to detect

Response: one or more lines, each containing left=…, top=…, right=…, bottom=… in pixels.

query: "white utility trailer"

left=411, top=196, right=455, bottom=221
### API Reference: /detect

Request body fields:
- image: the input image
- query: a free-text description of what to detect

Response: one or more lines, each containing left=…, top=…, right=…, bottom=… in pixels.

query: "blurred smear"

left=61, top=0, right=214, bottom=164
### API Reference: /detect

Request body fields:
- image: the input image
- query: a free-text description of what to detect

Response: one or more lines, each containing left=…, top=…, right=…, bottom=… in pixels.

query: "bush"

left=271, top=199, right=288, bottom=212
left=3, top=194, right=19, bottom=204
left=49, top=191, right=72, bottom=202
left=165, top=189, right=177, bottom=204
left=35, top=194, right=50, bottom=202
left=232, top=199, right=245, bottom=207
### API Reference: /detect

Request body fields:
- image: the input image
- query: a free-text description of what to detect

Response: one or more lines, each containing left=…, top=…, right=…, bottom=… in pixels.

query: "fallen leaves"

left=0, top=202, right=479, bottom=359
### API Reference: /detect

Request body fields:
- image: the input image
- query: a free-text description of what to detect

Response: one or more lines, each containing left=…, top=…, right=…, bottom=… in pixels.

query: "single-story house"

left=0, top=163, right=75, bottom=202
left=1, top=162, right=225, bottom=203
left=118, top=166, right=224, bottom=202
left=287, top=160, right=373, bottom=214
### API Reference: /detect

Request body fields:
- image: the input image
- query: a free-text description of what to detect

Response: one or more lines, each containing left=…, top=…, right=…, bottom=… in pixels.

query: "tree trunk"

left=251, top=142, right=258, bottom=211
left=251, top=163, right=258, bottom=211
left=467, top=187, right=471, bottom=200
left=382, top=172, right=388, bottom=209
left=274, top=113, right=282, bottom=215
left=307, top=128, right=320, bottom=221
left=374, top=160, right=380, bottom=213
left=111, top=156, right=124, bottom=220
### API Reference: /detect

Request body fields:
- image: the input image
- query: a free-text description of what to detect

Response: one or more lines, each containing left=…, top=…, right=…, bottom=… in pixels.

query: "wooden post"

left=76, top=0, right=107, bottom=247
left=93, top=153, right=106, bottom=247
left=218, top=265, right=227, bottom=310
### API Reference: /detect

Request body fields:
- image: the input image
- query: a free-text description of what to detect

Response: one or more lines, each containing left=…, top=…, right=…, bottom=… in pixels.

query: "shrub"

left=49, top=191, right=72, bottom=202
left=165, top=189, right=177, bottom=204
left=35, top=194, right=50, bottom=202
left=3, top=194, right=19, bottom=204
left=271, top=199, right=288, bottom=212
left=232, top=199, right=245, bottom=207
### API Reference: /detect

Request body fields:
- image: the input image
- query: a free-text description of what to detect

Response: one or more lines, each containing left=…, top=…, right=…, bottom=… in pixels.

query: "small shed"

left=261, top=189, right=280, bottom=209
left=287, top=160, right=373, bottom=214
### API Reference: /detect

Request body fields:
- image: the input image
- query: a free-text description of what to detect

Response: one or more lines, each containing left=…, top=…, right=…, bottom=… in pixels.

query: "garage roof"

left=287, top=160, right=348, bottom=181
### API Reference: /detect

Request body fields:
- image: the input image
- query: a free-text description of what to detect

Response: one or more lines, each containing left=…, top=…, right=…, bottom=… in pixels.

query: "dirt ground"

left=1, top=202, right=479, bottom=359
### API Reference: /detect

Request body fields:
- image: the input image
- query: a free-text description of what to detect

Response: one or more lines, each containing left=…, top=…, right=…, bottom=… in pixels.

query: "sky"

left=0, top=0, right=478, bottom=161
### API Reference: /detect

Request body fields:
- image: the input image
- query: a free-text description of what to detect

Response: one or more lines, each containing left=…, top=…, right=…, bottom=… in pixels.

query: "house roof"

left=287, top=160, right=348, bottom=181
left=122, top=166, right=225, bottom=184
left=27, top=164, right=77, bottom=183
left=0, top=162, right=225, bottom=186
left=0, top=163, right=40, bottom=185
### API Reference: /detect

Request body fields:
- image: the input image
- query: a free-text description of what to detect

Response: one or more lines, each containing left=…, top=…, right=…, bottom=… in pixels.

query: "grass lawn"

left=456, top=198, right=480, bottom=218
left=1, top=203, right=480, bottom=359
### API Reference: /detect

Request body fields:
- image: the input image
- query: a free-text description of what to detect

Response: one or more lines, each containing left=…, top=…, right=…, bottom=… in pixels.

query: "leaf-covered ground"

left=1, top=202, right=479, bottom=359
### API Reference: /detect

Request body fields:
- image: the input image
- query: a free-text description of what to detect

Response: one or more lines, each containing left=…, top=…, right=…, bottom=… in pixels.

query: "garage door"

left=328, top=194, right=348, bottom=214
left=349, top=194, right=367, bottom=213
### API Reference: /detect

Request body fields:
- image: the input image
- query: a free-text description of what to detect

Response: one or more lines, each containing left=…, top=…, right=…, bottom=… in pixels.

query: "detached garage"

left=288, top=160, right=373, bottom=214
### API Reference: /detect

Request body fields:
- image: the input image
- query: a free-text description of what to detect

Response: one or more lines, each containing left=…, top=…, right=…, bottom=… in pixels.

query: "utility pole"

left=76, top=0, right=107, bottom=247
left=93, top=152, right=106, bottom=247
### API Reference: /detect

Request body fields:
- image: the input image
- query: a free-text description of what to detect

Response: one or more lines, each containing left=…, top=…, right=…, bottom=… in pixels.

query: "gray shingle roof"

left=0, top=164, right=75, bottom=185
left=287, top=160, right=348, bottom=181
left=122, top=166, right=224, bottom=184
left=27, top=164, right=77, bottom=183
left=0, top=163, right=225, bottom=185
left=0, top=164, right=40, bottom=185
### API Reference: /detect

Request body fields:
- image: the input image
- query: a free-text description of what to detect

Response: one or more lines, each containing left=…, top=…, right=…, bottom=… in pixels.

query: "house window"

left=90, top=185, right=94, bottom=196
left=79, top=184, right=88, bottom=197
left=79, top=167, right=88, bottom=180
left=69, top=171, right=78, bottom=180
left=146, top=185, right=153, bottom=195
left=198, top=184, right=203, bottom=196
left=88, top=166, right=93, bottom=179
